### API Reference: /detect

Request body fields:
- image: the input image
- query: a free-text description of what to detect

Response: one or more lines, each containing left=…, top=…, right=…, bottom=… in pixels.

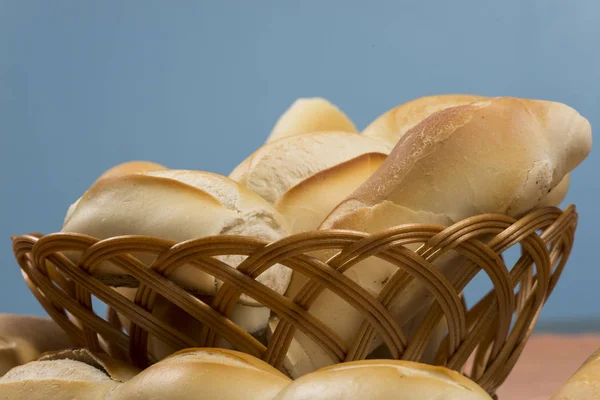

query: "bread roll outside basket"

left=11, top=96, right=591, bottom=398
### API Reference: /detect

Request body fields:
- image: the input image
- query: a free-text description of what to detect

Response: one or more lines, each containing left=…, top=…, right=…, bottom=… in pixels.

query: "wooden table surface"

left=495, top=334, right=600, bottom=399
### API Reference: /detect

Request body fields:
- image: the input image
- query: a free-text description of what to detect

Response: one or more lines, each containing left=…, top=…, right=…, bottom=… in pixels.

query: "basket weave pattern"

left=12, top=206, right=577, bottom=396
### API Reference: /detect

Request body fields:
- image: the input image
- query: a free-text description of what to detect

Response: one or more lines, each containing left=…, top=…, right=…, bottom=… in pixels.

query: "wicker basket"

left=11, top=205, right=577, bottom=397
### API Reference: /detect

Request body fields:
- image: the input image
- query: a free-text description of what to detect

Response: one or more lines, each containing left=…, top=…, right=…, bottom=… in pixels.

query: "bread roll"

left=64, top=160, right=167, bottom=225
left=230, top=131, right=393, bottom=204
left=0, top=348, right=139, bottom=400
left=284, top=97, right=591, bottom=373
left=266, top=98, right=357, bottom=143
left=110, top=348, right=291, bottom=400
left=362, top=94, right=572, bottom=206
left=62, top=169, right=294, bottom=359
left=0, top=314, right=73, bottom=376
left=62, top=169, right=291, bottom=300
left=332, top=97, right=590, bottom=222
left=551, top=347, right=600, bottom=399
left=273, top=360, right=492, bottom=400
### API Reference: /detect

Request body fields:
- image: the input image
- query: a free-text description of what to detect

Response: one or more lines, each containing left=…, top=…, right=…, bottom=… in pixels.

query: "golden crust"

left=110, top=348, right=291, bottom=400
left=164, top=348, right=290, bottom=380
left=84, top=173, right=224, bottom=208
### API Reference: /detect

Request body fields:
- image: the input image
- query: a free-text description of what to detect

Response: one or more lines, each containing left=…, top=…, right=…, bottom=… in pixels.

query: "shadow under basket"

left=12, top=205, right=577, bottom=398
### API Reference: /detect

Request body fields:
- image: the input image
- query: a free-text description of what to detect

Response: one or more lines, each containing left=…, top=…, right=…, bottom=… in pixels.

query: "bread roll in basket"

left=11, top=95, right=591, bottom=397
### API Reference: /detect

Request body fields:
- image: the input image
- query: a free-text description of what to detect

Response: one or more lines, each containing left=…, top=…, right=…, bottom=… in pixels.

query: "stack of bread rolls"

left=28, top=94, right=589, bottom=392
left=279, top=96, right=592, bottom=374
left=0, top=347, right=492, bottom=399
left=5, top=342, right=600, bottom=399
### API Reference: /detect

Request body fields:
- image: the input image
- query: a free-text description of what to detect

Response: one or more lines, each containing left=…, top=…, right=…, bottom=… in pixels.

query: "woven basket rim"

left=11, top=205, right=578, bottom=398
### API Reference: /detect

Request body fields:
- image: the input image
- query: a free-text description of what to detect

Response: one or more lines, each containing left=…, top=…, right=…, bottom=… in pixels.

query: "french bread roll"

left=110, top=348, right=292, bottom=400
left=62, top=169, right=291, bottom=299
left=62, top=169, right=293, bottom=359
left=362, top=94, right=572, bottom=206
left=332, top=97, right=591, bottom=221
left=273, top=360, right=492, bottom=400
left=266, top=97, right=357, bottom=143
left=285, top=96, right=591, bottom=373
left=0, top=314, right=73, bottom=376
left=229, top=131, right=393, bottom=204
left=551, top=346, right=600, bottom=399
left=0, top=348, right=139, bottom=400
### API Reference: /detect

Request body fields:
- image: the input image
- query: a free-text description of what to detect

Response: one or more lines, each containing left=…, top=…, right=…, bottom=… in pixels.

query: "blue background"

left=1, top=1, right=598, bottom=331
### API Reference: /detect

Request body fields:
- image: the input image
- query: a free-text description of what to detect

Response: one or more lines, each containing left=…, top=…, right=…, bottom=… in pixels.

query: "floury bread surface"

left=362, top=94, right=572, bottom=206
left=0, top=349, right=139, bottom=400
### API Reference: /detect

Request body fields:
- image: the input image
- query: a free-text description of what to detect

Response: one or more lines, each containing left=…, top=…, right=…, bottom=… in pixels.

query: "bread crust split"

left=0, top=348, right=139, bottom=400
